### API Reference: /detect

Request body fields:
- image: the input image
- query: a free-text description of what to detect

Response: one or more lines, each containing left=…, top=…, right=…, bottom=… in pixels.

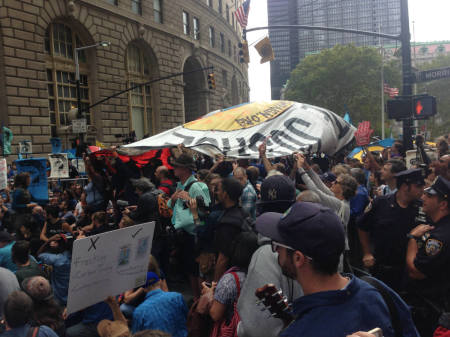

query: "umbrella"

left=348, top=138, right=395, bottom=161
left=124, top=100, right=356, bottom=159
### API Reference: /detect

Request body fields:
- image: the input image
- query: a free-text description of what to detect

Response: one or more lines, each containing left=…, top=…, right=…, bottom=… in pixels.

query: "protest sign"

left=66, top=222, right=155, bottom=314
left=0, top=159, right=7, bottom=190
left=19, top=140, right=32, bottom=154
left=71, top=158, right=86, bottom=175
left=49, top=153, right=69, bottom=178
left=125, top=101, right=356, bottom=159
left=355, top=121, right=373, bottom=146
left=16, top=158, right=48, bottom=203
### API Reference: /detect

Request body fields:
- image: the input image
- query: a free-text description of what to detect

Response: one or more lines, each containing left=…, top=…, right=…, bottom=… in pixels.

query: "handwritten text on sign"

left=66, top=222, right=155, bottom=314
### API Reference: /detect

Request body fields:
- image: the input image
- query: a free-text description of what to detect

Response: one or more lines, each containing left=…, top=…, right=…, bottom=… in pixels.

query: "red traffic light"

left=413, top=95, right=436, bottom=119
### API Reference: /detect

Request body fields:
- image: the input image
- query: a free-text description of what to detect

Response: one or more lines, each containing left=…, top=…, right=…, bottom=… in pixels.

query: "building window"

left=193, top=18, right=200, bottom=40
left=131, top=0, right=142, bottom=15
left=220, top=33, right=225, bottom=53
left=209, top=26, right=215, bottom=47
left=222, top=69, right=228, bottom=88
left=183, top=11, right=190, bottom=35
left=226, top=4, right=230, bottom=23
left=45, top=23, right=91, bottom=136
left=154, top=0, right=162, bottom=23
left=208, top=0, right=213, bottom=7
left=232, top=12, right=235, bottom=29
left=106, top=0, right=118, bottom=5
left=228, top=40, right=231, bottom=57
left=218, top=0, right=222, bottom=14
left=126, top=44, right=154, bottom=140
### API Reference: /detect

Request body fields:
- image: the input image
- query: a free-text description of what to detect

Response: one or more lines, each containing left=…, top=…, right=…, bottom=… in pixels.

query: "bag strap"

left=361, top=276, right=401, bottom=337
left=230, top=271, right=241, bottom=297
left=184, top=180, right=197, bottom=192
left=27, top=327, right=39, bottom=337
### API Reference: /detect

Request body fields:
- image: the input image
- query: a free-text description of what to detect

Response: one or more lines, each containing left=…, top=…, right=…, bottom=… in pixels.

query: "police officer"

left=358, top=169, right=424, bottom=291
left=406, top=176, right=450, bottom=336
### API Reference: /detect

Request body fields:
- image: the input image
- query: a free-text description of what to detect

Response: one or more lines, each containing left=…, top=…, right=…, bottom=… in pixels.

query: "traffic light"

left=207, top=73, right=216, bottom=90
left=238, top=40, right=250, bottom=63
left=413, top=95, right=437, bottom=119
left=387, top=97, right=411, bottom=121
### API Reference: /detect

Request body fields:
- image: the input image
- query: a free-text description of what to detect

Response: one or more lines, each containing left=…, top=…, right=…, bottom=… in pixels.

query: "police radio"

left=415, top=200, right=427, bottom=226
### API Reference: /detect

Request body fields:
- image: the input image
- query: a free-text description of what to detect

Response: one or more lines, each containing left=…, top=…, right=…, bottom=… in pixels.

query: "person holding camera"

left=167, top=153, right=211, bottom=300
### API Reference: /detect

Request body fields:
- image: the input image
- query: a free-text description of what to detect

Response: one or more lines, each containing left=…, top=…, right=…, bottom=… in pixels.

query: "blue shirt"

left=132, top=289, right=188, bottom=337
left=281, top=275, right=419, bottom=337
left=350, top=185, right=370, bottom=217
left=0, top=241, right=16, bottom=272
left=38, top=251, right=71, bottom=305
left=240, top=182, right=257, bottom=220
left=0, top=324, right=58, bottom=337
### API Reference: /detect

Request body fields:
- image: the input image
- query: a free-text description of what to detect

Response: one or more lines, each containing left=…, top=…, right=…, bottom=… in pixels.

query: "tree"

left=416, top=53, right=450, bottom=139
left=284, top=44, right=401, bottom=136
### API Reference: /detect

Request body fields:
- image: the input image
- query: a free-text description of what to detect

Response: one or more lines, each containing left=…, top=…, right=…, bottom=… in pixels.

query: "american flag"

left=235, top=0, right=251, bottom=29
left=383, top=83, right=399, bottom=98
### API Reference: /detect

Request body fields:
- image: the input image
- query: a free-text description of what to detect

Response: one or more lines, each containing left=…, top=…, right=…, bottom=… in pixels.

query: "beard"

left=279, top=254, right=297, bottom=280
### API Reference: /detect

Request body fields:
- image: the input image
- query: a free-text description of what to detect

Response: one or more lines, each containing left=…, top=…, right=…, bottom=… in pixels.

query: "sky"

left=247, top=0, right=450, bottom=101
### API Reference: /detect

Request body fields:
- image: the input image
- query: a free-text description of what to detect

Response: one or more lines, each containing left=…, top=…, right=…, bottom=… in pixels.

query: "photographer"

left=122, top=177, right=158, bottom=224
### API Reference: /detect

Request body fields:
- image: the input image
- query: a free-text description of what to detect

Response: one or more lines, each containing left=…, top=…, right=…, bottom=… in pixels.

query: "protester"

left=12, top=240, right=45, bottom=285
left=123, top=178, right=158, bottom=224
left=255, top=201, right=419, bottom=337
left=167, top=153, right=211, bottom=300
left=21, top=276, right=65, bottom=337
left=131, top=272, right=188, bottom=336
left=1, top=290, right=59, bottom=337
left=40, top=205, right=69, bottom=243
left=0, top=232, right=16, bottom=272
left=0, top=266, right=19, bottom=319
left=378, top=159, right=406, bottom=196
left=233, top=167, right=257, bottom=220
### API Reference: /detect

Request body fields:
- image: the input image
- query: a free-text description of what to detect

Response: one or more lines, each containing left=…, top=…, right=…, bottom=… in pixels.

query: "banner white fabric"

left=67, top=222, right=155, bottom=314
left=49, top=153, right=69, bottom=178
left=0, top=159, right=7, bottom=190
left=124, top=101, right=356, bottom=158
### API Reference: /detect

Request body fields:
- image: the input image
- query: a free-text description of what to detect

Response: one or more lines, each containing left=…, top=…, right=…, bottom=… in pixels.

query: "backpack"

left=157, top=192, right=173, bottom=219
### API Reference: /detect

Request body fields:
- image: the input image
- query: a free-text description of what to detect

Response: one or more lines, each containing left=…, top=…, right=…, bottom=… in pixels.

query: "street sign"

left=413, top=67, right=450, bottom=83
left=72, top=118, right=87, bottom=133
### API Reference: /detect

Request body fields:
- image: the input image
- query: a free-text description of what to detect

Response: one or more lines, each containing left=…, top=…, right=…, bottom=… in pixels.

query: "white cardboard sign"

left=66, top=222, right=155, bottom=314
left=49, top=153, right=69, bottom=178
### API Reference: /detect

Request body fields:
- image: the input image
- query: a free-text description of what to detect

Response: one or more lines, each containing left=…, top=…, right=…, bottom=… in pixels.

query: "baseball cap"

left=425, top=176, right=450, bottom=199
left=255, top=202, right=345, bottom=262
left=0, top=231, right=12, bottom=243
left=145, top=271, right=160, bottom=288
left=258, top=175, right=296, bottom=205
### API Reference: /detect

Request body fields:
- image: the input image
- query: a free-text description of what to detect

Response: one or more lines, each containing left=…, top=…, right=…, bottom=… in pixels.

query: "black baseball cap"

left=255, top=202, right=345, bottom=262
left=425, top=176, right=450, bottom=199
left=258, top=175, right=296, bottom=205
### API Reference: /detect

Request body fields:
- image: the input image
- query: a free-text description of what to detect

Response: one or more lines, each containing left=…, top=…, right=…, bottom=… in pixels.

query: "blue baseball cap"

left=255, top=202, right=345, bottom=262
left=145, top=271, right=160, bottom=287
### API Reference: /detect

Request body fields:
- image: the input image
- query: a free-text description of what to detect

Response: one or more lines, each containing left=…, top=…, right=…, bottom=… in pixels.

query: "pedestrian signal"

left=207, top=73, right=216, bottom=90
left=413, top=95, right=436, bottom=119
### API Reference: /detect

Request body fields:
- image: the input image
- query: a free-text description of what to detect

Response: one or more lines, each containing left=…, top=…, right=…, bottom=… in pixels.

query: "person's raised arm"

left=209, top=155, right=224, bottom=174
left=104, top=296, right=127, bottom=324
left=363, top=147, right=381, bottom=172
left=259, top=143, right=274, bottom=173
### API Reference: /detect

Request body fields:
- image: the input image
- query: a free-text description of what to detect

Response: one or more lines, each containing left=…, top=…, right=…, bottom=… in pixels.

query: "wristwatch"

left=406, top=233, right=418, bottom=240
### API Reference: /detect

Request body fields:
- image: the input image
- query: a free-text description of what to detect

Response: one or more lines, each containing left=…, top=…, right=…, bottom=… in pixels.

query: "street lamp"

left=74, top=41, right=111, bottom=119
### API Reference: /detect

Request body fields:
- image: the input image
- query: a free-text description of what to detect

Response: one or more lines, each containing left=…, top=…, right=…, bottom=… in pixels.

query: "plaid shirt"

left=241, top=181, right=257, bottom=220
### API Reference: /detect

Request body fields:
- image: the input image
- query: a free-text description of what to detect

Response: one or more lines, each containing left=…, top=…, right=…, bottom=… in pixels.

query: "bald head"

left=155, top=165, right=169, bottom=180
left=233, top=166, right=248, bottom=186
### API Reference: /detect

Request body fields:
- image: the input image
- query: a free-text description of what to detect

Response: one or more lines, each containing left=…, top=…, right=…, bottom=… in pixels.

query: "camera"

left=182, top=195, right=208, bottom=212
left=116, top=200, right=129, bottom=211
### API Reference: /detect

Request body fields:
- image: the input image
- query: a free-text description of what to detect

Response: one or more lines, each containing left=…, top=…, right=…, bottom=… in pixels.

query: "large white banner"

left=49, top=153, right=69, bottom=178
left=67, top=222, right=155, bottom=314
left=124, top=101, right=356, bottom=158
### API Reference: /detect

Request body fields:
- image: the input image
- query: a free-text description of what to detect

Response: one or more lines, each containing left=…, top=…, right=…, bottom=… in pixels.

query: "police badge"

left=425, top=238, right=443, bottom=256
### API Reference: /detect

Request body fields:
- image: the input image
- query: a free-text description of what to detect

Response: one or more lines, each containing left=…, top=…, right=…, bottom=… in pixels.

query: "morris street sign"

left=414, top=67, right=450, bottom=83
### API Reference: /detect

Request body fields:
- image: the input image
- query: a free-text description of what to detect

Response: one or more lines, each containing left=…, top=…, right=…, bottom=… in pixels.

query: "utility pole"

left=400, top=0, right=413, bottom=150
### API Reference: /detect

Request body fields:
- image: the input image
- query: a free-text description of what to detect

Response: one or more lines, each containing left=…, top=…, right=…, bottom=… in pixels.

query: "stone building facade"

left=0, top=0, right=249, bottom=155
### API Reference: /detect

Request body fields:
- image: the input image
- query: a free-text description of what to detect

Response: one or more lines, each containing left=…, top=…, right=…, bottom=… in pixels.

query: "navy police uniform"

left=358, top=169, right=423, bottom=291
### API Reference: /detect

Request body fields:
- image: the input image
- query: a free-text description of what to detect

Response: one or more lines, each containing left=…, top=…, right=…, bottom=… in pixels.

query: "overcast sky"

left=247, top=0, right=450, bottom=101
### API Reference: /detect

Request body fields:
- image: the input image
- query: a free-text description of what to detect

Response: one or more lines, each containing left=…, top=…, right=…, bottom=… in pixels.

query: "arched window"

left=126, top=44, right=154, bottom=140
left=45, top=23, right=90, bottom=136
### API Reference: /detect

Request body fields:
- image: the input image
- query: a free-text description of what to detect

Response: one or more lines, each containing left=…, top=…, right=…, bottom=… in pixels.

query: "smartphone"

left=368, top=327, right=383, bottom=337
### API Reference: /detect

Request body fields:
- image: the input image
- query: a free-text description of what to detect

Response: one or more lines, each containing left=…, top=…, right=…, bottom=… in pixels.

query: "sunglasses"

left=271, top=241, right=313, bottom=260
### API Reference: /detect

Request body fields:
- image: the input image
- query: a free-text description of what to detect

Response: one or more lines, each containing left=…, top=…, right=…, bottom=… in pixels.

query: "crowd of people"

left=0, top=134, right=449, bottom=337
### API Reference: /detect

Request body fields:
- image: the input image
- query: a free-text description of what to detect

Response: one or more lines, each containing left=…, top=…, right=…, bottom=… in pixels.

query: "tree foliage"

left=416, top=53, right=450, bottom=138
left=284, top=44, right=401, bottom=135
